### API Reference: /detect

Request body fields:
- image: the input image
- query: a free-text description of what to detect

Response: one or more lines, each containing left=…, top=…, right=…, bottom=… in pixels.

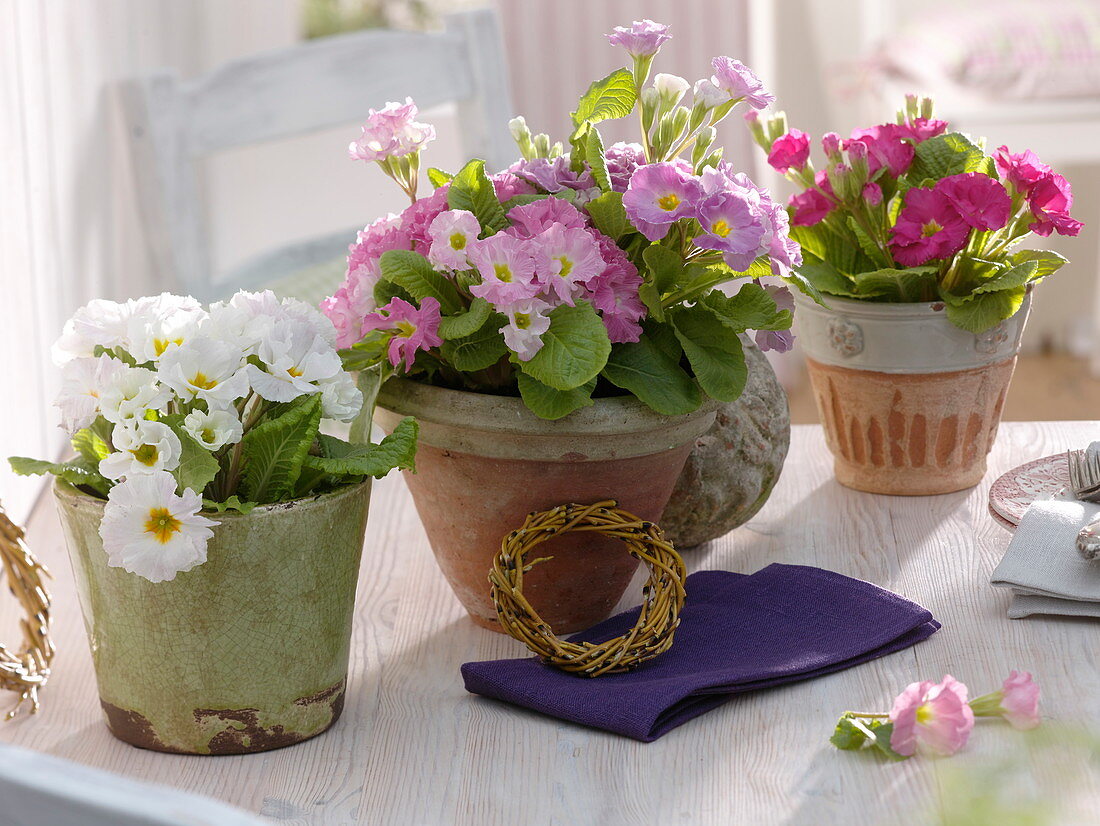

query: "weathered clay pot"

left=794, top=292, right=1032, bottom=495
left=375, top=379, right=717, bottom=633
left=662, top=336, right=791, bottom=547
left=54, top=479, right=372, bottom=754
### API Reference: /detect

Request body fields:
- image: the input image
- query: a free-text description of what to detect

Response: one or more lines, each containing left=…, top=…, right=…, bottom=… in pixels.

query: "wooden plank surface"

left=2, top=422, right=1099, bottom=825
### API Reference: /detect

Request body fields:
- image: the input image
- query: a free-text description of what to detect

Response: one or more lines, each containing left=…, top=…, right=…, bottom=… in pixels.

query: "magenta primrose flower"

left=993, top=145, right=1052, bottom=193
left=604, top=19, right=671, bottom=58
left=709, top=56, right=775, bottom=109
left=969, top=670, right=1041, bottom=730
left=767, top=129, right=811, bottom=173
left=360, top=297, right=443, bottom=372
left=789, top=174, right=835, bottom=227
left=623, top=162, right=705, bottom=241
left=1028, top=172, right=1084, bottom=237
left=348, top=97, right=435, bottom=162
left=897, top=117, right=948, bottom=143
left=890, top=188, right=970, bottom=267
left=586, top=232, right=646, bottom=344
left=846, top=124, right=914, bottom=177
left=889, top=675, right=975, bottom=757
left=427, top=209, right=481, bottom=271
left=532, top=223, right=606, bottom=305
left=935, top=173, right=1011, bottom=231
left=467, top=233, right=539, bottom=307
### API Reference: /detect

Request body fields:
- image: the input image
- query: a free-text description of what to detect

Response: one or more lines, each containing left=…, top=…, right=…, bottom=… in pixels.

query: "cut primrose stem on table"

left=831, top=671, right=1042, bottom=761
left=324, top=18, right=803, bottom=422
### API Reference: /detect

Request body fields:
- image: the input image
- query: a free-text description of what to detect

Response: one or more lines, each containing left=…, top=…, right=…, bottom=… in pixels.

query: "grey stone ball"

left=661, top=337, right=791, bottom=548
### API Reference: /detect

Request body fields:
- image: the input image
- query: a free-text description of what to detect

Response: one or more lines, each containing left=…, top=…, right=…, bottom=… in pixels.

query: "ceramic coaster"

left=988, top=453, right=1070, bottom=531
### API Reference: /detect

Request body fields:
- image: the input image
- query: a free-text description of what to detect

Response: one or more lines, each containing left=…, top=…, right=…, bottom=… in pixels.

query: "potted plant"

left=746, top=96, right=1082, bottom=495
left=10, top=290, right=417, bottom=754
left=323, top=19, right=801, bottom=633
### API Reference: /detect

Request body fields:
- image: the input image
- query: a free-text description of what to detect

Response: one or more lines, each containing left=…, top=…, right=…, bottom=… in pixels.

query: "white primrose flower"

left=499, top=297, right=553, bottom=361
left=99, top=419, right=183, bottom=481
left=157, top=337, right=250, bottom=407
left=99, top=471, right=217, bottom=583
left=54, top=354, right=125, bottom=433
left=98, top=365, right=172, bottom=424
left=206, top=290, right=338, bottom=354
left=318, top=372, right=364, bottom=422
left=277, top=295, right=339, bottom=348
left=52, top=298, right=134, bottom=365
left=182, top=407, right=243, bottom=451
left=653, top=72, right=690, bottom=107
left=125, top=293, right=207, bottom=363
left=246, top=322, right=342, bottom=403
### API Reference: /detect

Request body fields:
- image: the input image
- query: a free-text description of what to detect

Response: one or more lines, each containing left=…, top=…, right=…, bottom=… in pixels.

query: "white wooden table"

left=3, top=422, right=1100, bottom=825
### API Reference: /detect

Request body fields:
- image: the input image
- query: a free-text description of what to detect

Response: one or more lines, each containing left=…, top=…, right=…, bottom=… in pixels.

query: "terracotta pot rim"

left=52, top=477, right=371, bottom=518
left=375, top=378, right=719, bottom=461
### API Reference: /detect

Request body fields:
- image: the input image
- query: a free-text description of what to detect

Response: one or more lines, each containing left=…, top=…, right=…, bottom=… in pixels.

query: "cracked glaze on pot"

left=375, top=380, right=717, bottom=633
left=54, top=479, right=371, bottom=754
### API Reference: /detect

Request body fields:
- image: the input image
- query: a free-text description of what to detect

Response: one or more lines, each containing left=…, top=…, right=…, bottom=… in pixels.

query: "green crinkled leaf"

left=438, top=297, right=492, bottom=340
left=846, top=216, right=889, bottom=269
left=447, top=158, right=508, bottom=235
left=1008, top=249, right=1067, bottom=279
left=520, top=301, right=611, bottom=391
left=373, top=278, right=415, bottom=309
left=584, top=191, right=630, bottom=241
left=303, top=417, right=418, bottom=479
left=586, top=127, right=611, bottom=191
left=516, top=373, right=596, bottom=420
left=9, top=456, right=110, bottom=497
left=850, top=267, right=939, bottom=302
left=601, top=335, right=702, bottom=415
left=644, top=320, right=683, bottom=361
left=570, top=68, right=637, bottom=136
left=637, top=280, right=665, bottom=321
left=669, top=304, right=748, bottom=403
left=790, top=223, right=876, bottom=277
left=71, top=420, right=112, bottom=463
left=239, top=394, right=322, bottom=504
left=440, top=321, right=509, bottom=371
left=164, top=421, right=221, bottom=496
left=907, top=132, right=988, bottom=183
left=974, top=260, right=1039, bottom=295
left=643, top=244, right=684, bottom=294
left=202, top=496, right=257, bottom=514
left=703, top=282, right=792, bottom=333
left=943, top=285, right=1027, bottom=333
left=378, top=250, right=464, bottom=314
left=427, top=167, right=454, bottom=188
left=798, top=254, right=868, bottom=299
left=830, top=714, right=908, bottom=761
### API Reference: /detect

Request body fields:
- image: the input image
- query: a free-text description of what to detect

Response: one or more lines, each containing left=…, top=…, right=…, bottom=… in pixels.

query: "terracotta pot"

left=54, top=479, right=372, bottom=754
left=375, top=380, right=717, bottom=633
left=794, top=292, right=1032, bottom=495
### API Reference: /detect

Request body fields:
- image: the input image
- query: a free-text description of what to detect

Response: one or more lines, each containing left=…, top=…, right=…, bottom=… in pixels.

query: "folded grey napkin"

left=992, top=499, right=1100, bottom=618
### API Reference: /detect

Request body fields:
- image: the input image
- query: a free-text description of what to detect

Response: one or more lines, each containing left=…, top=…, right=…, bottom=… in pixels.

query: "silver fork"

left=1067, top=449, right=1100, bottom=560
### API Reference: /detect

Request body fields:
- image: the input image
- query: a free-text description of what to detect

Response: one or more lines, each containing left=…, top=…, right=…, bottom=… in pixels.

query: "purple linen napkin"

left=461, top=564, right=939, bottom=742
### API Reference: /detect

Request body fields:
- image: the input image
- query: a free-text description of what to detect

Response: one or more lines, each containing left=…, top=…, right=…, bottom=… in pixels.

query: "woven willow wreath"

left=0, top=504, right=53, bottom=719
left=489, top=500, right=687, bottom=677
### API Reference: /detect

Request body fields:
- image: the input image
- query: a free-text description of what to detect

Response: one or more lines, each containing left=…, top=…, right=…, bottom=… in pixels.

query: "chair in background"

left=120, top=8, right=515, bottom=304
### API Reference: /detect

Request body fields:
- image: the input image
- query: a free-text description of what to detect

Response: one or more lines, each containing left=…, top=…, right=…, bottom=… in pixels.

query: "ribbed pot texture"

left=794, top=292, right=1032, bottom=495
left=54, top=479, right=372, bottom=754
left=375, top=380, right=717, bottom=633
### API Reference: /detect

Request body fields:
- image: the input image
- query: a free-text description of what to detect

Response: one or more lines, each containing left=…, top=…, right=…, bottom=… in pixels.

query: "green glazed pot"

left=53, top=479, right=372, bottom=755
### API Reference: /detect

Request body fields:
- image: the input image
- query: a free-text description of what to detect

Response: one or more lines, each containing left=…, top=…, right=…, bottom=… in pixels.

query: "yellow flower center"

left=494, top=263, right=513, bottom=283
left=395, top=320, right=417, bottom=337
left=190, top=372, right=219, bottom=390
left=514, top=312, right=531, bottom=330
left=555, top=256, right=574, bottom=278
left=449, top=232, right=467, bottom=251
left=288, top=366, right=304, bottom=377
left=921, top=220, right=942, bottom=238
left=711, top=219, right=731, bottom=238
left=130, top=444, right=159, bottom=466
left=154, top=337, right=183, bottom=356
left=915, top=704, right=933, bottom=725
left=200, top=427, right=216, bottom=444
left=144, top=507, right=182, bottom=544
left=657, top=192, right=681, bottom=211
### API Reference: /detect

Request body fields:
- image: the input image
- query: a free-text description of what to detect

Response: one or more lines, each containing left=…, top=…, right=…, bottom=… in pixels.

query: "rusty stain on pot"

left=100, top=680, right=346, bottom=755
left=931, top=302, right=945, bottom=311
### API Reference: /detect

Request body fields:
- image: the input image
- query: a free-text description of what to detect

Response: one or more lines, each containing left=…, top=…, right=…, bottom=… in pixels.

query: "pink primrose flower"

left=709, top=56, right=775, bottom=109
left=427, top=209, right=481, bottom=270
left=348, top=97, right=435, bottom=162
left=360, top=296, right=442, bottom=372
left=530, top=223, right=606, bottom=305
left=507, top=197, right=588, bottom=240
left=623, top=162, right=704, bottom=241
left=605, top=19, right=671, bottom=58
left=889, top=675, right=975, bottom=757
left=767, top=129, right=811, bottom=173
left=467, top=233, right=540, bottom=307
left=889, top=188, right=970, bottom=266
left=935, top=173, right=1011, bottom=231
